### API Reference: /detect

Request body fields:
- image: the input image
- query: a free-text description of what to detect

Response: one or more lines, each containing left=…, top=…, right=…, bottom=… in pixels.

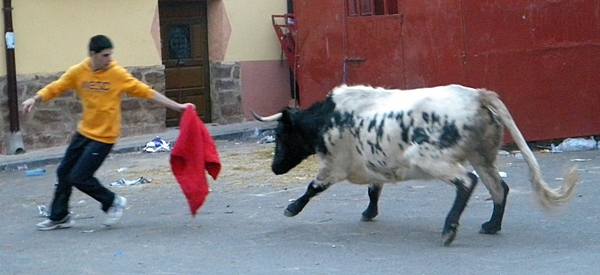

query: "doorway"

left=158, top=0, right=211, bottom=126
left=344, top=0, right=405, bottom=88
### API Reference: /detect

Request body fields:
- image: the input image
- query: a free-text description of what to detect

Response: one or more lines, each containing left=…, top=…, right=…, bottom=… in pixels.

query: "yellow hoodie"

left=37, top=58, right=154, bottom=144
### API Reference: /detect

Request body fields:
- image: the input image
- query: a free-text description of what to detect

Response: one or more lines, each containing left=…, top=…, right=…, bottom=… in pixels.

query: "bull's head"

left=252, top=108, right=315, bottom=175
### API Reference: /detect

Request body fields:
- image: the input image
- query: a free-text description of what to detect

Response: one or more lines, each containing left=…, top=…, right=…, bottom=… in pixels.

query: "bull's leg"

left=480, top=179, right=509, bottom=234
left=471, top=164, right=510, bottom=234
left=442, top=172, right=479, bottom=246
left=361, top=183, right=382, bottom=221
left=413, top=156, right=478, bottom=246
left=284, top=179, right=330, bottom=217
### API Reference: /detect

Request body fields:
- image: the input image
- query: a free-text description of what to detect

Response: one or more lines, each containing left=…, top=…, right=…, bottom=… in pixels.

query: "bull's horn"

left=251, top=110, right=282, bottom=122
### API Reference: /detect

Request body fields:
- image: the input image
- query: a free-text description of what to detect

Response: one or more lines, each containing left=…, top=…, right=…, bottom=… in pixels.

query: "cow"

left=252, top=84, right=578, bottom=246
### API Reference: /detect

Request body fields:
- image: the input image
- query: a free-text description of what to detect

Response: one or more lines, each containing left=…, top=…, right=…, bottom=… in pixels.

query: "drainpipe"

left=286, top=0, right=300, bottom=107
left=3, top=0, right=24, bottom=154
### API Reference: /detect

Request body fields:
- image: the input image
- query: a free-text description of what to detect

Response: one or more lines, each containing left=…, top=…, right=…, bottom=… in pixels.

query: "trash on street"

left=143, top=136, right=171, bottom=153
left=38, top=205, right=49, bottom=217
left=551, top=137, right=597, bottom=152
left=109, top=177, right=152, bottom=187
left=25, top=168, right=46, bottom=176
left=257, top=130, right=276, bottom=144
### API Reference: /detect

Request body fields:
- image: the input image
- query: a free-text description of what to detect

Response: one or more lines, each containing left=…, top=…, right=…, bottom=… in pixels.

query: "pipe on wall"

left=3, top=0, right=18, bottom=132
left=3, top=0, right=24, bottom=154
left=286, top=0, right=300, bottom=106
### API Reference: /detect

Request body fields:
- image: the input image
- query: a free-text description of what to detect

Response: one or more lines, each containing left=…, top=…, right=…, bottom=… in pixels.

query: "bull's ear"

left=280, top=109, right=294, bottom=126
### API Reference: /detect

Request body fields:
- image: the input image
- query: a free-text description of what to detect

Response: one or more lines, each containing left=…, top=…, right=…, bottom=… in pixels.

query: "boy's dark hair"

left=89, top=35, right=113, bottom=53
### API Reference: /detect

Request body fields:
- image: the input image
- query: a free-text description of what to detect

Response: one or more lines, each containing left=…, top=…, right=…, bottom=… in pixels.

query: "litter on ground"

left=109, top=177, right=152, bottom=187
left=143, top=136, right=171, bottom=153
left=551, top=137, right=597, bottom=152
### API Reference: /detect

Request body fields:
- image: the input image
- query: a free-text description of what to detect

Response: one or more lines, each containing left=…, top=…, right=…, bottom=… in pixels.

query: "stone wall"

left=0, top=65, right=167, bottom=151
left=1, top=62, right=248, bottom=153
left=210, top=62, right=244, bottom=124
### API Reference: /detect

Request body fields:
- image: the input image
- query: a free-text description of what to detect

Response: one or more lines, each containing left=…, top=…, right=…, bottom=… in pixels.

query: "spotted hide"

left=252, top=84, right=578, bottom=246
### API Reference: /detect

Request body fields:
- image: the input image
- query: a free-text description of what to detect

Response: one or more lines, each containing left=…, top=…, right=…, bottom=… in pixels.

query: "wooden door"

left=159, top=0, right=211, bottom=126
left=344, top=0, right=405, bottom=89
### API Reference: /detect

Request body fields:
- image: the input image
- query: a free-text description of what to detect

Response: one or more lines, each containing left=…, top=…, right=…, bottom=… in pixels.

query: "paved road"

left=1, top=139, right=600, bottom=275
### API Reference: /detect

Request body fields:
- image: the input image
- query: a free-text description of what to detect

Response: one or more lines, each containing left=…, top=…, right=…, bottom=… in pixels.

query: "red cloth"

left=170, top=106, right=221, bottom=216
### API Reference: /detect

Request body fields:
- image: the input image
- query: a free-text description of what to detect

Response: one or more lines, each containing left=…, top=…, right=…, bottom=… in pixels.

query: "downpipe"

left=2, top=0, right=25, bottom=154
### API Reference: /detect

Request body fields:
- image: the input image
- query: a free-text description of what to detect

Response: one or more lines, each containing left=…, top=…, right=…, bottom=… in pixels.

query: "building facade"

left=0, top=0, right=292, bottom=152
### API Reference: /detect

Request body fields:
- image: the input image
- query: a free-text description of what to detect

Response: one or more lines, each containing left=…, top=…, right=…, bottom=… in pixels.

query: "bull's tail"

left=479, top=89, right=578, bottom=209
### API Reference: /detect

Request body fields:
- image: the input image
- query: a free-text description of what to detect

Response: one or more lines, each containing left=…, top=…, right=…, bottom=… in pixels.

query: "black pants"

left=49, top=133, right=116, bottom=221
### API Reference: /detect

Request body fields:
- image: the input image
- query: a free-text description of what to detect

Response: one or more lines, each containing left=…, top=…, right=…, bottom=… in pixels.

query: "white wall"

left=222, top=0, right=288, bottom=62
left=0, top=0, right=160, bottom=75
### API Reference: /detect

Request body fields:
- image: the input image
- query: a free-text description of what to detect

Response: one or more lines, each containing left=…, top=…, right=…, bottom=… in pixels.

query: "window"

left=168, top=25, right=191, bottom=60
left=348, top=0, right=399, bottom=17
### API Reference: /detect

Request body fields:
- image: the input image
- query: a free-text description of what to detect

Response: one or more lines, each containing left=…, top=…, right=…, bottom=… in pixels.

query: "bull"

left=253, top=84, right=577, bottom=246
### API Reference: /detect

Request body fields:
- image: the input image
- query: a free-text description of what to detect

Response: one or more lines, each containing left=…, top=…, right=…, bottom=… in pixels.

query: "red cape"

left=170, top=106, right=221, bottom=216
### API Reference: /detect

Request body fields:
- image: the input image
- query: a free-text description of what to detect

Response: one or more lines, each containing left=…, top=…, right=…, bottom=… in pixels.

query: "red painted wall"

left=462, top=0, right=600, bottom=141
left=294, top=0, right=345, bottom=107
left=241, top=60, right=292, bottom=120
left=294, top=0, right=600, bottom=141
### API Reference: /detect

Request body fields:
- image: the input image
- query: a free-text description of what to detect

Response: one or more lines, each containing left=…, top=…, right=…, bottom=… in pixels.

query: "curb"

left=1, top=126, right=276, bottom=172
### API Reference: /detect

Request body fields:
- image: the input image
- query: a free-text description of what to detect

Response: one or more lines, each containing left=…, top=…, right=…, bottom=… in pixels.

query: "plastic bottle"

left=25, top=168, right=46, bottom=177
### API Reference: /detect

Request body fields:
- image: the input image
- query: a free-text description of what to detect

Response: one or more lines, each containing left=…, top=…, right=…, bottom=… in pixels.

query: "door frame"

left=158, top=0, right=212, bottom=125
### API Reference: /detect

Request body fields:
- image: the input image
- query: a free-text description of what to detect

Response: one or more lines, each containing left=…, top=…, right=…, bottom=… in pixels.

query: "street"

left=1, top=139, right=600, bottom=275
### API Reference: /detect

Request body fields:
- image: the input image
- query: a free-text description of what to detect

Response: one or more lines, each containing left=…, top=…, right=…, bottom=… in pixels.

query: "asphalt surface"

left=1, top=127, right=600, bottom=274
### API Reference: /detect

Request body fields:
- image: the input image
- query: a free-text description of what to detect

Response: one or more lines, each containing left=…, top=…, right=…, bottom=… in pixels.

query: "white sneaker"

left=103, top=195, right=127, bottom=227
left=37, top=215, right=74, bottom=231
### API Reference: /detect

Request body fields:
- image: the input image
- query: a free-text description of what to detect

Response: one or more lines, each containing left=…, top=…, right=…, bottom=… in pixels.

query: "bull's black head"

left=253, top=98, right=334, bottom=175
left=271, top=108, right=316, bottom=175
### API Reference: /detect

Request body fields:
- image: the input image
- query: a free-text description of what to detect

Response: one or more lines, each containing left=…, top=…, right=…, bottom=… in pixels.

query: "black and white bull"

left=253, top=84, right=578, bottom=246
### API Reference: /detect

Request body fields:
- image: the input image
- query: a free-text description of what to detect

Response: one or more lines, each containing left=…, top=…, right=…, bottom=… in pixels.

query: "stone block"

left=232, top=66, right=240, bottom=79
left=221, top=104, right=242, bottom=117
left=215, top=79, right=237, bottom=91
left=121, top=98, right=143, bottom=111
left=218, top=91, right=240, bottom=105
left=212, top=65, right=232, bottom=79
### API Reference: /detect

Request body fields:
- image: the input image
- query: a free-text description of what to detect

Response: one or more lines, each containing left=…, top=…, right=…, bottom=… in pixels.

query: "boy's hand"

left=22, top=98, right=37, bottom=114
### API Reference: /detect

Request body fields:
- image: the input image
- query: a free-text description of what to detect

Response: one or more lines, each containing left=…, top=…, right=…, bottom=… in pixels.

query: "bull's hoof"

left=442, top=223, right=459, bottom=246
left=479, top=221, right=501, bottom=234
left=283, top=209, right=297, bottom=217
left=360, top=215, right=375, bottom=222
left=284, top=205, right=300, bottom=217
left=361, top=209, right=378, bottom=221
left=442, top=232, right=456, bottom=246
